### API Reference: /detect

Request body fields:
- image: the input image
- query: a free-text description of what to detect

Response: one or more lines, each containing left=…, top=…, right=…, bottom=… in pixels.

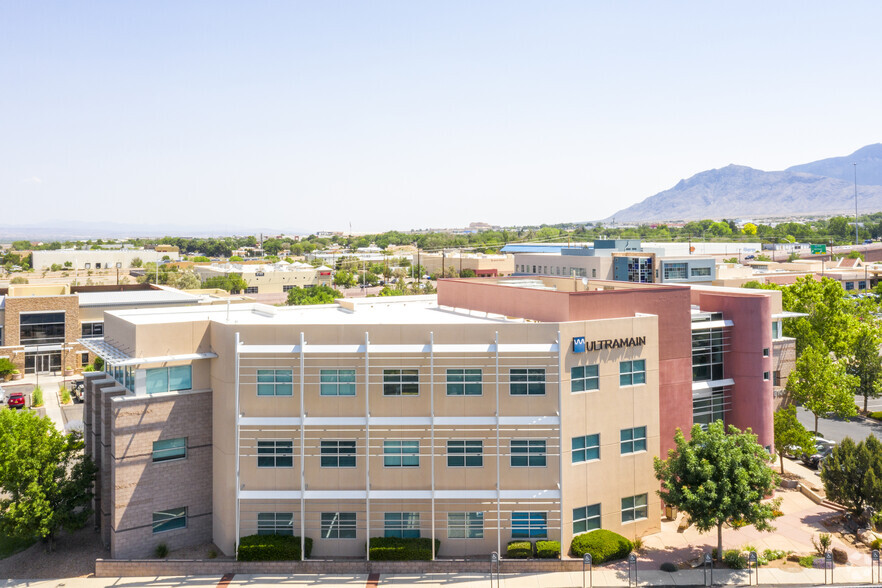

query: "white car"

left=0, top=384, right=5, bottom=404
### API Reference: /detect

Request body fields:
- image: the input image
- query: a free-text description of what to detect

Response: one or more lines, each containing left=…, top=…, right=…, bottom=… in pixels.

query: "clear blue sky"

left=3, top=1, right=882, bottom=234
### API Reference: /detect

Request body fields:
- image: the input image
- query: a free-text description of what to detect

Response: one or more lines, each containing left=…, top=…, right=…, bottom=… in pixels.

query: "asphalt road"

left=796, top=402, right=882, bottom=443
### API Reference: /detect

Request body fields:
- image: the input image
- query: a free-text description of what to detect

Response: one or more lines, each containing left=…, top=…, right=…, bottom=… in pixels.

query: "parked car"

left=0, top=384, right=5, bottom=404
left=7, top=392, right=26, bottom=409
left=70, top=379, right=85, bottom=403
left=802, top=438, right=836, bottom=469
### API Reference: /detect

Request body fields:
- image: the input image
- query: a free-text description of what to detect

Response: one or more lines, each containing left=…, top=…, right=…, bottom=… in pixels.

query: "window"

left=447, top=440, right=482, bottom=467
left=80, top=352, right=90, bottom=367
left=692, top=329, right=724, bottom=382
left=257, top=440, right=294, bottom=468
left=510, top=368, right=546, bottom=395
left=845, top=281, right=854, bottom=291
left=592, top=268, right=596, bottom=278
left=763, top=347, right=770, bottom=357
left=663, top=262, right=688, bottom=280
left=571, top=365, right=599, bottom=392
left=152, top=438, right=187, bottom=463
left=383, top=369, right=419, bottom=396
left=620, top=427, right=647, bottom=454
left=860, top=281, right=867, bottom=290
left=572, top=434, right=600, bottom=463
left=512, top=512, right=547, bottom=538
left=244, top=286, right=259, bottom=294
left=448, top=512, right=483, bottom=538
left=773, top=371, right=781, bottom=386
left=446, top=369, right=482, bottom=396
left=511, top=440, right=546, bottom=467
left=320, top=369, right=356, bottom=396
left=19, top=312, right=65, bottom=345
left=257, top=512, right=294, bottom=536
left=321, top=512, right=357, bottom=539
left=621, top=494, right=648, bottom=523
left=763, top=371, right=770, bottom=381
left=153, top=507, right=187, bottom=533
left=282, top=285, right=295, bottom=292
left=257, top=369, right=293, bottom=396
left=321, top=440, right=356, bottom=467
left=693, top=388, right=728, bottom=429
left=619, top=360, right=646, bottom=386
left=81, top=322, right=104, bottom=338
left=384, top=440, right=419, bottom=467
left=573, top=504, right=601, bottom=534
left=691, top=266, right=712, bottom=277
left=385, top=512, right=420, bottom=538
left=146, top=365, right=192, bottom=394
left=772, top=321, right=781, bottom=339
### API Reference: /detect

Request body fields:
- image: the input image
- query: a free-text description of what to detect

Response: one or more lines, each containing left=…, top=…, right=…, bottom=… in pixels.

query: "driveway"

left=796, top=406, right=882, bottom=443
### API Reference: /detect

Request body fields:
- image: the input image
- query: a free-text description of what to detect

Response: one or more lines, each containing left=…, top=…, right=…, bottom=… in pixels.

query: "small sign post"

left=703, top=552, right=713, bottom=587
left=872, top=549, right=880, bottom=583
left=628, top=553, right=637, bottom=587
left=490, top=552, right=499, bottom=588
left=583, top=553, right=592, bottom=588
left=824, top=551, right=833, bottom=584
left=748, top=551, right=758, bottom=585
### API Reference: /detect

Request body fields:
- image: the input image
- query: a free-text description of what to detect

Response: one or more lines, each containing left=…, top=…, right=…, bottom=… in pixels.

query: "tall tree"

left=0, top=410, right=96, bottom=550
left=787, top=346, right=858, bottom=432
left=773, top=405, right=816, bottom=474
left=286, top=285, right=343, bottom=306
left=654, top=422, right=780, bottom=561
left=847, top=323, right=882, bottom=413
left=782, top=276, right=857, bottom=356
left=821, top=435, right=882, bottom=515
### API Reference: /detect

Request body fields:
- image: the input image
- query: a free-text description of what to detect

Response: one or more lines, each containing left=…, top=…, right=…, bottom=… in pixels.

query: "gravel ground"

left=0, top=526, right=107, bottom=579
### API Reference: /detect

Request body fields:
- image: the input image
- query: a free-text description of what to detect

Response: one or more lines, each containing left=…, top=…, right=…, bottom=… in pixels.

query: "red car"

left=7, top=392, right=25, bottom=409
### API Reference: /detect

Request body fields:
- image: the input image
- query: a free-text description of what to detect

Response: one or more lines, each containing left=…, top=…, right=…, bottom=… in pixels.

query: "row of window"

left=250, top=430, right=648, bottom=469
left=251, top=362, right=647, bottom=398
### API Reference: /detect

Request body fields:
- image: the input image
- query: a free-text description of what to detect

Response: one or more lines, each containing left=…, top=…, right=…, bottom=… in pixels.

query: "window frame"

left=320, top=440, right=357, bottom=468
left=446, top=368, right=483, bottom=396
left=384, top=512, right=420, bottom=538
left=510, top=439, right=547, bottom=467
left=320, top=369, right=357, bottom=396
left=572, top=434, right=600, bottom=463
left=152, top=437, right=187, bottom=463
left=621, top=494, right=648, bottom=523
left=573, top=504, right=601, bottom=535
left=257, top=439, right=294, bottom=468
left=619, top=360, right=646, bottom=387
left=447, top=440, right=483, bottom=467
left=383, top=440, right=420, bottom=467
left=509, top=368, right=546, bottom=396
left=447, top=512, right=484, bottom=539
left=620, top=426, right=647, bottom=455
left=383, top=369, right=419, bottom=396
left=571, top=364, right=599, bottom=393
left=257, top=512, right=294, bottom=536
left=152, top=507, right=187, bottom=534
left=511, top=511, right=547, bottom=538
left=321, top=512, right=357, bottom=539
left=257, top=369, right=294, bottom=397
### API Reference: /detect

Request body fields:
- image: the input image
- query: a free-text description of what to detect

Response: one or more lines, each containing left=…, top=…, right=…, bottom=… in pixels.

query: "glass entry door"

left=25, top=351, right=62, bottom=374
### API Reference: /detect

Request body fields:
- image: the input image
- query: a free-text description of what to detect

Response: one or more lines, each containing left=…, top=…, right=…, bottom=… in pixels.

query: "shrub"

left=31, top=386, right=43, bottom=407
left=813, top=533, right=832, bottom=556
left=570, top=530, right=633, bottom=564
left=762, top=548, right=786, bottom=561
left=155, top=543, right=169, bottom=558
left=870, top=412, right=882, bottom=421
left=208, top=549, right=218, bottom=559
left=872, top=538, right=882, bottom=550
left=0, top=358, right=16, bottom=378
left=536, top=541, right=560, bottom=559
left=368, top=537, right=439, bottom=561
left=59, top=386, right=71, bottom=405
left=798, top=555, right=815, bottom=568
left=659, top=562, right=678, bottom=572
left=723, top=549, right=747, bottom=569
left=237, top=534, right=313, bottom=561
left=93, top=357, right=104, bottom=371
left=507, top=540, right=533, bottom=559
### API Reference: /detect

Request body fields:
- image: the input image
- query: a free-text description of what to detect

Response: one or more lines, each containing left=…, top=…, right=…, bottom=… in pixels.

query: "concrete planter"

left=781, top=479, right=799, bottom=489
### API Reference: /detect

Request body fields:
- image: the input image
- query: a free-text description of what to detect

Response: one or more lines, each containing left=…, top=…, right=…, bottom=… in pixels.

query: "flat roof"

left=77, top=289, right=202, bottom=308
left=106, top=296, right=523, bottom=326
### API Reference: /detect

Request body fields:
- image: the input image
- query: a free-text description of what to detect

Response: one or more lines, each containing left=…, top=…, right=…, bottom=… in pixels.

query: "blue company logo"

left=572, top=337, right=586, bottom=353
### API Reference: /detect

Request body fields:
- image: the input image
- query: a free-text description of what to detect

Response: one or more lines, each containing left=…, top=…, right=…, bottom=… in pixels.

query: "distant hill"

left=609, top=144, right=882, bottom=222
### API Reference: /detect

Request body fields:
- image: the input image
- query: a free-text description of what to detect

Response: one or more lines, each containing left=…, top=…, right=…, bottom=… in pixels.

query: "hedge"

left=536, top=540, right=560, bottom=559
left=870, top=411, right=882, bottom=421
left=506, top=540, right=533, bottom=559
left=237, top=534, right=313, bottom=561
left=570, top=530, right=633, bottom=564
left=369, top=537, right=441, bottom=560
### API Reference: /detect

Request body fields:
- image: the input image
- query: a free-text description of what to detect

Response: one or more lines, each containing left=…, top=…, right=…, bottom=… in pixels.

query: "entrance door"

left=35, top=354, right=51, bottom=374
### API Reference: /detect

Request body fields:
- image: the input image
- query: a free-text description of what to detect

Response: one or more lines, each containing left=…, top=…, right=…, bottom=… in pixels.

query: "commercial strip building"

left=513, top=240, right=717, bottom=285
left=0, top=284, right=202, bottom=374
left=32, top=249, right=181, bottom=270
left=81, top=276, right=792, bottom=560
left=419, top=252, right=515, bottom=277
left=193, top=261, right=334, bottom=295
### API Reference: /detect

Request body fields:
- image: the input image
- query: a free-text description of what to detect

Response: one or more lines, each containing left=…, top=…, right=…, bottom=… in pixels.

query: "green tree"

left=787, top=347, right=858, bottom=433
left=784, top=277, right=857, bottom=356
left=0, top=357, right=16, bottom=378
left=11, top=240, right=31, bottom=250
left=0, top=410, right=97, bottom=550
left=773, top=405, right=815, bottom=474
left=460, top=268, right=476, bottom=278
left=285, top=285, right=343, bottom=306
left=742, top=223, right=758, bottom=235
left=654, top=422, right=780, bottom=561
left=820, top=435, right=882, bottom=515
left=172, top=271, right=202, bottom=290
left=202, top=274, right=249, bottom=293
left=333, top=270, right=356, bottom=288
left=848, top=323, right=882, bottom=413
left=229, top=255, right=244, bottom=262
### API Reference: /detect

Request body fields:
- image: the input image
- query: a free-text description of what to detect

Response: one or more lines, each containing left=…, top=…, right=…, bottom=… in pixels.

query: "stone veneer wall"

left=0, top=294, right=93, bottom=371
left=772, top=338, right=796, bottom=411
left=110, top=389, right=212, bottom=559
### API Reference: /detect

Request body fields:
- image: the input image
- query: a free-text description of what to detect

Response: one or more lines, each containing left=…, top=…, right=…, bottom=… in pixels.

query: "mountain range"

left=608, top=144, right=882, bottom=222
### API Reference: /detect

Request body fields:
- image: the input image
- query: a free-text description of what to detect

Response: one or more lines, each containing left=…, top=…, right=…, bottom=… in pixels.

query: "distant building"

left=419, top=252, right=515, bottom=277
left=193, top=261, right=333, bottom=294
left=33, top=249, right=180, bottom=270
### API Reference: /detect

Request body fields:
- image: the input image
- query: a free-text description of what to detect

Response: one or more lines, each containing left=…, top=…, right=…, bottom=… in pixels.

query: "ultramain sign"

left=572, top=336, right=646, bottom=353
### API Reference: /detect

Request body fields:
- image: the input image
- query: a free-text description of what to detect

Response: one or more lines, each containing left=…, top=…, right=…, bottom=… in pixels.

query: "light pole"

left=855, top=162, right=859, bottom=245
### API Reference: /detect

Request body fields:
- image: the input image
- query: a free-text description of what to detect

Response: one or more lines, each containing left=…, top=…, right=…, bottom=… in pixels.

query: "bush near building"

left=506, top=540, right=533, bottom=558
left=236, top=534, right=313, bottom=561
left=368, top=537, right=440, bottom=560
left=569, top=529, right=633, bottom=564
left=535, top=540, right=561, bottom=559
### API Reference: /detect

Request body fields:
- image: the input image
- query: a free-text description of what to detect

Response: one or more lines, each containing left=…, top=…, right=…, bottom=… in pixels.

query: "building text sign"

left=573, top=336, right=646, bottom=352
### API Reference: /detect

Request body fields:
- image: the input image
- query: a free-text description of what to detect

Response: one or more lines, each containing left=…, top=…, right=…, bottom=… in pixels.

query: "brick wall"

left=95, top=558, right=585, bottom=577
left=99, top=382, right=127, bottom=547
left=2, top=294, right=81, bottom=371
left=772, top=338, right=796, bottom=410
left=110, top=390, right=212, bottom=559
